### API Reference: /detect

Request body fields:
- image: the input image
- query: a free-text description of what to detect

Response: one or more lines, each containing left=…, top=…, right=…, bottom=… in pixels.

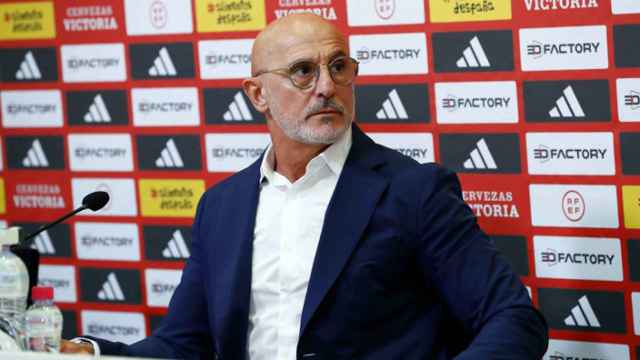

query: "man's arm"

left=64, top=191, right=216, bottom=359
left=413, top=165, right=548, bottom=359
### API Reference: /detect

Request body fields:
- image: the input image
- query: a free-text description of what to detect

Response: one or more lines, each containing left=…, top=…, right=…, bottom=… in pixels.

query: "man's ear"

left=242, top=77, right=269, bottom=113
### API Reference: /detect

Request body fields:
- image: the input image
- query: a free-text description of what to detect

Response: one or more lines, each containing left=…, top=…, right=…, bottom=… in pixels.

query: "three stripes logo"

left=97, top=272, right=125, bottom=301
left=456, top=36, right=490, bottom=68
left=462, top=138, right=497, bottom=170
left=30, top=231, right=56, bottom=255
left=523, top=80, right=610, bottom=122
left=148, top=47, right=177, bottom=77
left=375, top=89, right=408, bottom=120
left=162, top=230, right=191, bottom=258
left=21, top=139, right=49, bottom=167
left=548, top=86, right=585, bottom=118
left=83, top=94, right=112, bottom=123
left=563, top=295, right=601, bottom=328
left=355, top=84, right=429, bottom=123
left=223, top=91, right=253, bottom=121
left=15, top=51, right=42, bottom=80
left=155, top=139, right=184, bottom=168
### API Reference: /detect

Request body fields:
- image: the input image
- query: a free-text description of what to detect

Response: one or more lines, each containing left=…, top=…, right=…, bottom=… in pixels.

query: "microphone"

left=22, top=191, right=110, bottom=242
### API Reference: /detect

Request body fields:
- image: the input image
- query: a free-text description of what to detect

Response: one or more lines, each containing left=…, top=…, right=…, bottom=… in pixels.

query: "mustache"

left=305, top=98, right=344, bottom=118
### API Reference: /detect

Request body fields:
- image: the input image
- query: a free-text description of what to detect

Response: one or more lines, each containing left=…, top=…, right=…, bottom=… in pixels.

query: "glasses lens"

left=289, top=61, right=317, bottom=88
left=329, top=57, right=356, bottom=85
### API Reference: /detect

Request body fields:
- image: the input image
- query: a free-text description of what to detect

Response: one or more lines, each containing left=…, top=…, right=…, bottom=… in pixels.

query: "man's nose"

left=314, top=65, right=336, bottom=99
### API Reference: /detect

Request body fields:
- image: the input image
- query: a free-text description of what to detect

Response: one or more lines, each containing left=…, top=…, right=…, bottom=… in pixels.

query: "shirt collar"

left=259, top=124, right=353, bottom=185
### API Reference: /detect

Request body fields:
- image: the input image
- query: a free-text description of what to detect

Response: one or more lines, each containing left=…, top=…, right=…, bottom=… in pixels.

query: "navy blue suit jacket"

left=92, top=125, right=548, bottom=359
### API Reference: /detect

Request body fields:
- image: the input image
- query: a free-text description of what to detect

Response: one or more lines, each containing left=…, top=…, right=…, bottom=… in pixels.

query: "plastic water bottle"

left=24, top=286, right=63, bottom=352
left=0, top=227, right=29, bottom=350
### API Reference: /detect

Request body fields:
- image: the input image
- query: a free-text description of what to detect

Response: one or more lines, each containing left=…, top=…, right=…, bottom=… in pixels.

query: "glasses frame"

left=253, top=56, right=359, bottom=90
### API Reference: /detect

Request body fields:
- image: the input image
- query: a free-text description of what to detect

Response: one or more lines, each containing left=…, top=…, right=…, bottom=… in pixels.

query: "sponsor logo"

left=129, top=43, right=194, bottom=79
left=462, top=190, right=520, bottom=219
left=622, top=186, right=640, bottom=229
left=617, top=78, right=640, bottom=122
left=612, top=0, right=640, bottom=13
left=194, top=0, right=266, bottom=32
left=38, top=265, right=76, bottom=303
left=68, top=134, right=133, bottom=172
left=634, top=293, right=640, bottom=335
left=429, top=0, right=511, bottom=22
left=621, top=133, right=640, bottom=175
left=137, top=135, right=202, bottom=170
left=61, top=43, right=126, bottom=83
left=614, top=25, right=640, bottom=68
left=435, top=81, right=517, bottom=124
left=205, top=133, right=269, bottom=172
left=526, top=132, right=615, bottom=175
left=491, top=235, right=529, bottom=276
left=440, top=133, right=520, bottom=173
left=67, top=90, right=128, bottom=126
left=368, top=133, right=434, bottom=163
left=143, top=226, right=192, bottom=260
left=15, top=222, right=71, bottom=258
left=132, top=87, right=199, bottom=127
left=0, top=2, right=55, bottom=40
left=530, top=184, right=618, bottom=228
left=71, top=178, right=137, bottom=216
left=62, top=3, right=119, bottom=33
left=204, top=88, right=265, bottom=124
left=10, top=181, right=67, bottom=213
left=544, top=340, right=630, bottom=360
left=350, top=33, right=428, bottom=75
left=145, top=269, right=182, bottom=307
left=520, top=26, right=607, bottom=71
left=432, top=31, right=514, bottom=72
left=198, top=39, right=253, bottom=79
left=525, top=0, right=599, bottom=11
left=275, top=0, right=338, bottom=21
left=81, top=310, right=145, bottom=344
left=138, top=179, right=205, bottom=217
left=524, top=80, right=610, bottom=122
left=534, top=236, right=622, bottom=281
left=80, top=268, right=141, bottom=304
left=539, top=288, right=626, bottom=333
left=1, top=90, right=63, bottom=128
left=6, top=136, right=64, bottom=170
left=355, top=84, right=430, bottom=123
left=346, top=0, right=422, bottom=25
left=124, top=0, right=192, bottom=35
left=75, top=222, right=140, bottom=261
left=0, top=48, right=57, bottom=82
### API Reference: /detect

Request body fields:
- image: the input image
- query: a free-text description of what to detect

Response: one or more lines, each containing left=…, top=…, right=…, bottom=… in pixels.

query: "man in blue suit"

left=63, top=13, right=547, bottom=359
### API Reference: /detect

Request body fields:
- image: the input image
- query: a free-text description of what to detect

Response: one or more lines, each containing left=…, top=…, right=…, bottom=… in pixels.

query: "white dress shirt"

left=247, top=126, right=352, bottom=360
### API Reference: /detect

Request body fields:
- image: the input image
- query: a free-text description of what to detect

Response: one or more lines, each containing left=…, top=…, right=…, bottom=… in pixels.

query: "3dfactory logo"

left=533, top=146, right=607, bottom=163
left=541, top=250, right=615, bottom=267
left=526, top=40, right=600, bottom=59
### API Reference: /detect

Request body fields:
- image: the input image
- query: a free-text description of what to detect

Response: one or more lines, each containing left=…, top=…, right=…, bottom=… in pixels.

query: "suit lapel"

left=213, top=162, right=261, bottom=359
left=299, top=126, right=389, bottom=336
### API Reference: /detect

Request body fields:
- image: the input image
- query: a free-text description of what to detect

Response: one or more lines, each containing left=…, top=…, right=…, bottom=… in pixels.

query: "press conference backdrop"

left=0, top=0, right=639, bottom=358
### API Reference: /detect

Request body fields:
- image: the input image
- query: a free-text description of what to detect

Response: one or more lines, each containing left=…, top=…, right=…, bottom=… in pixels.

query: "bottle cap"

left=31, top=286, right=54, bottom=301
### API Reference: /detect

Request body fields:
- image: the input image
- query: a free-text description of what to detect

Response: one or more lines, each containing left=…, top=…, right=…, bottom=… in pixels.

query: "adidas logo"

left=30, top=231, right=55, bottom=255
left=563, top=295, right=601, bottom=328
left=223, top=92, right=253, bottom=121
left=21, top=139, right=49, bottom=167
left=83, top=94, right=111, bottom=123
left=375, top=89, right=408, bottom=120
left=155, top=139, right=184, bottom=168
left=148, top=47, right=177, bottom=77
left=463, top=138, right=497, bottom=170
left=15, top=51, right=42, bottom=80
left=162, top=230, right=190, bottom=258
left=549, top=85, right=585, bottom=118
left=456, top=36, right=490, bottom=68
left=97, top=272, right=125, bottom=301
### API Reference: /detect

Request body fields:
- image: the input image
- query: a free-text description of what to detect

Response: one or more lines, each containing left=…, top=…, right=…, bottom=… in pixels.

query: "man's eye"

left=291, top=63, right=315, bottom=77
left=330, top=60, right=347, bottom=73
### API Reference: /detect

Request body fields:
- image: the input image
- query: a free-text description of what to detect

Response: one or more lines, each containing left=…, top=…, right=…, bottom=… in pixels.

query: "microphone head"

left=82, top=191, right=110, bottom=211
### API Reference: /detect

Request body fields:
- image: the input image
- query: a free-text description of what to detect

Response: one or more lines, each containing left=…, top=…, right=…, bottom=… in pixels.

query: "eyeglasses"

left=253, top=56, right=359, bottom=90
